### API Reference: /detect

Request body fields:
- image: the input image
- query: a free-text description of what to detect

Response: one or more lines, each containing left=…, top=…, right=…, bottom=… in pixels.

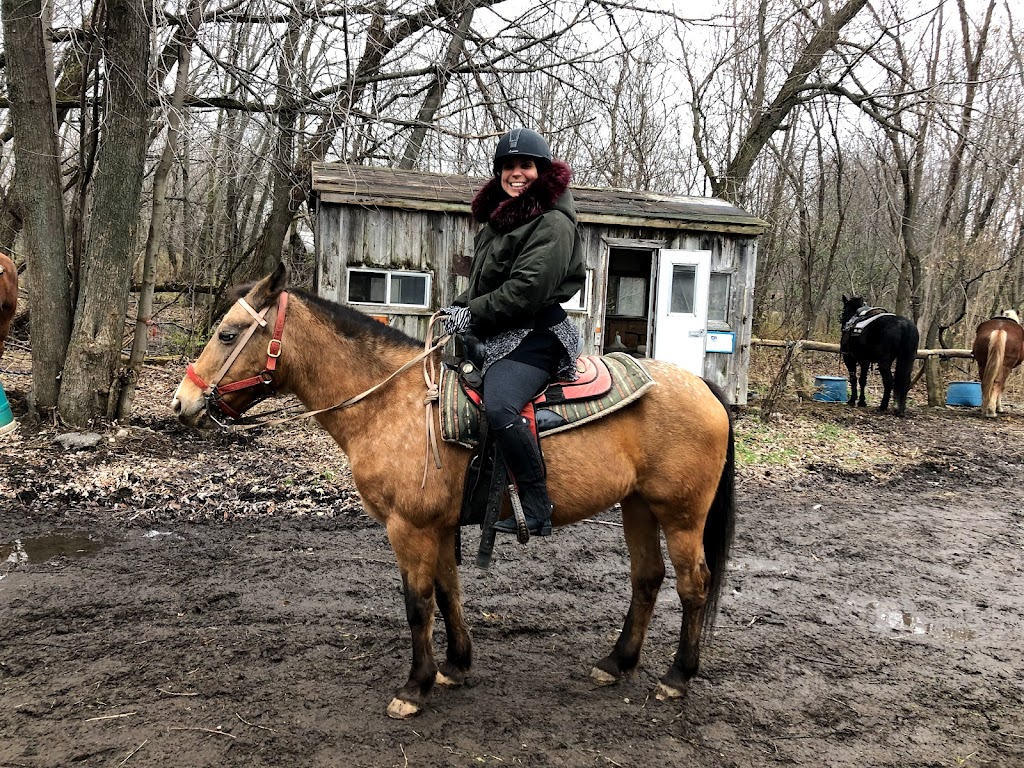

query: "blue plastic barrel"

left=0, top=381, right=16, bottom=435
left=814, top=375, right=848, bottom=402
left=946, top=381, right=982, bottom=407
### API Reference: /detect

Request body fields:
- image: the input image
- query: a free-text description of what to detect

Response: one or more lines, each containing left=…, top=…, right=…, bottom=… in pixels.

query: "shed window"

left=561, top=270, right=592, bottom=312
left=708, top=272, right=732, bottom=325
left=347, top=268, right=430, bottom=308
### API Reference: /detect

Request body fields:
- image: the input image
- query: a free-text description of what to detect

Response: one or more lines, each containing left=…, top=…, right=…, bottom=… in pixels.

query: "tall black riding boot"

left=491, top=417, right=553, bottom=537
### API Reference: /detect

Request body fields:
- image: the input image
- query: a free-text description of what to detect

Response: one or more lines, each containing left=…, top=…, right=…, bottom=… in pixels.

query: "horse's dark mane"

left=291, top=287, right=421, bottom=349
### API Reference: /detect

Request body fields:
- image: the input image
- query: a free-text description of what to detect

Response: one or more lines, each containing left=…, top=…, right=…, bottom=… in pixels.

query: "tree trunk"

left=1, top=0, right=72, bottom=416
left=57, top=0, right=153, bottom=426
left=252, top=0, right=304, bottom=276
left=116, top=0, right=202, bottom=420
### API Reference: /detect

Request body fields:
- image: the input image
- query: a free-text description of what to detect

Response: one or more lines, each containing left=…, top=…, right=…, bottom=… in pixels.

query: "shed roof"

left=312, top=163, right=767, bottom=235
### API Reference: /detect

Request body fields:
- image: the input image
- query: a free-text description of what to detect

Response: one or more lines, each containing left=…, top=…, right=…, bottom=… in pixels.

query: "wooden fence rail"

left=751, top=338, right=974, bottom=360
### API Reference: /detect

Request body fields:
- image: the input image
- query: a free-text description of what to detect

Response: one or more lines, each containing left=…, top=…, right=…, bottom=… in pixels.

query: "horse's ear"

left=842, top=294, right=848, bottom=303
left=249, top=262, right=289, bottom=310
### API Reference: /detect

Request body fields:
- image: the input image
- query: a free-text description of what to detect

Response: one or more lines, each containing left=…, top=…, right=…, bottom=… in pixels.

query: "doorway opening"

left=602, top=247, right=654, bottom=356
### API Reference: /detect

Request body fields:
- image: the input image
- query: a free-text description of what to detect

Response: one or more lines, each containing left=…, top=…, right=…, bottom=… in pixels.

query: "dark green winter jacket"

left=456, top=160, right=585, bottom=338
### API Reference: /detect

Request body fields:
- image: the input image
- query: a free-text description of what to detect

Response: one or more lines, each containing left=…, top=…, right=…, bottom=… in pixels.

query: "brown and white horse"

left=171, top=264, right=736, bottom=718
left=973, top=310, right=1024, bottom=418
left=0, top=251, right=17, bottom=359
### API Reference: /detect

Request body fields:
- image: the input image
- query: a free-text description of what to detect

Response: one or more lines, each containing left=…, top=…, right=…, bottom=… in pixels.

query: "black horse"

left=840, top=296, right=920, bottom=417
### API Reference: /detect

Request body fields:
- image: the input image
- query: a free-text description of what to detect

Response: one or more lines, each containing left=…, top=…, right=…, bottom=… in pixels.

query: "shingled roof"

left=312, top=163, right=767, bottom=235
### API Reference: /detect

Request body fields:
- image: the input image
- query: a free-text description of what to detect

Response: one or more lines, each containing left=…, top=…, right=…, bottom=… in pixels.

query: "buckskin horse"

left=972, top=311, right=1024, bottom=418
left=840, top=295, right=920, bottom=417
left=0, top=252, right=17, bottom=359
left=171, top=264, right=736, bottom=719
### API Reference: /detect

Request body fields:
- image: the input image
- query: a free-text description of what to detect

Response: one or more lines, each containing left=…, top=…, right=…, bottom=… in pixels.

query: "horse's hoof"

left=590, top=666, right=619, bottom=686
left=386, top=697, right=423, bottom=719
left=435, top=670, right=463, bottom=687
left=654, top=681, right=686, bottom=700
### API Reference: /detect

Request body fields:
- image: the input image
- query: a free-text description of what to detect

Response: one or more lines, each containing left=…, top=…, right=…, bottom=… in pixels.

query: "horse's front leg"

left=385, top=517, right=441, bottom=719
left=434, top=525, right=473, bottom=686
left=858, top=363, right=870, bottom=407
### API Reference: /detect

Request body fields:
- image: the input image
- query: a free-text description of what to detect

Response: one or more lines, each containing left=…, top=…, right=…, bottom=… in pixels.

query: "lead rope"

left=421, top=313, right=448, bottom=488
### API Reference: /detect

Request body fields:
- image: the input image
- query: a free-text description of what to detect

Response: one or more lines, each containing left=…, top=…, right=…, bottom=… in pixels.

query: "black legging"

left=482, top=358, right=550, bottom=430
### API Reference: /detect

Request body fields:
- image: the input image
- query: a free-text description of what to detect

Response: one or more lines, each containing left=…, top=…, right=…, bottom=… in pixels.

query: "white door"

left=652, top=249, right=711, bottom=375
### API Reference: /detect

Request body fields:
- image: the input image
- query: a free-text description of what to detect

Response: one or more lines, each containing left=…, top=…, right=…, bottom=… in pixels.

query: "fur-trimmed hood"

left=471, top=160, right=575, bottom=234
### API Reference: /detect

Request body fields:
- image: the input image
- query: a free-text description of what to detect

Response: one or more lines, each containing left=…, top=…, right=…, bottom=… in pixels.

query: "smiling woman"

left=436, top=128, right=586, bottom=540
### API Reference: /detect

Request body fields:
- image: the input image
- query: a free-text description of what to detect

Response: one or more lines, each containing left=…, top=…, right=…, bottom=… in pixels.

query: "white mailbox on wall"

left=706, top=331, right=736, bottom=354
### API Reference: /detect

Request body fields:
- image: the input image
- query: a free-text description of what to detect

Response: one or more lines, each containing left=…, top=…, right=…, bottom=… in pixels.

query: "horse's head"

left=841, top=295, right=866, bottom=326
left=171, top=263, right=289, bottom=427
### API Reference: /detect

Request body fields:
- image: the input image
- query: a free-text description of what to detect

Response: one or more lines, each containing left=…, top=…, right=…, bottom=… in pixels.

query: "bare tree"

left=1, top=0, right=72, bottom=415
left=57, top=0, right=154, bottom=425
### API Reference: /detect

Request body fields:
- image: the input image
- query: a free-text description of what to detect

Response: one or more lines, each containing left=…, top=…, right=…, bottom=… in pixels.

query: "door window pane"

left=708, top=272, right=731, bottom=324
left=610, top=275, right=646, bottom=317
left=670, top=265, right=696, bottom=314
left=349, top=271, right=387, bottom=303
left=391, top=273, right=427, bottom=305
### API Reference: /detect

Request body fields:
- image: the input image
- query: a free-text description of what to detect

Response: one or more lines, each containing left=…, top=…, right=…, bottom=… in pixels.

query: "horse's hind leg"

left=893, top=353, right=915, bottom=416
left=844, top=355, right=858, bottom=406
left=592, top=496, right=665, bottom=685
left=657, top=509, right=713, bottom=700
left=385, top=518, right=441, bottom=719
left=877, top=360, right=895, bottom=412
left=434, top=526, right=472, bottom=686
left=858, top=363, right=870, bottom=407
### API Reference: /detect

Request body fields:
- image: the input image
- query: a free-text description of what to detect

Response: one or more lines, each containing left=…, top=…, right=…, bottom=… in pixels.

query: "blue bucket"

left=946, top=381, right=982, bottom=407
left=813, top=375, right=848, bottom=403
left=0, top=381, right=16, bottom=435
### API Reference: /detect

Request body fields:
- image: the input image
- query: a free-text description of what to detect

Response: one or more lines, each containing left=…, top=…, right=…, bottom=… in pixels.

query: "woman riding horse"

left=438, top=128, right=586, bottom=538
left=172, top=264, right=735, bottom=718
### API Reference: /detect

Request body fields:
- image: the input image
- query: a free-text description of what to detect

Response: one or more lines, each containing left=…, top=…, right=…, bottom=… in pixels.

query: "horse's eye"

left=218, top=331, right=238, bottom=344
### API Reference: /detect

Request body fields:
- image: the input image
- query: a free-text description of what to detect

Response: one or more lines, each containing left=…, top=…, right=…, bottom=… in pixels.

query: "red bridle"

left=186, top=292, right=288, bottom=420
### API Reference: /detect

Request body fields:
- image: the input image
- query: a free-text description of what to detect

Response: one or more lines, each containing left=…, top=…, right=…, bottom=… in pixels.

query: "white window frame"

left=561, top=269, right=593, bottom=312
left=346, top=268, right=432, bottom=309
left=708, top=270, right=734, bottom=329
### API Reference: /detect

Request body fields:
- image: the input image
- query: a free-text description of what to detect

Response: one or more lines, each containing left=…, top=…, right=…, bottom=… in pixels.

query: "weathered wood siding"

left=316, top=202, right=476, bottom=339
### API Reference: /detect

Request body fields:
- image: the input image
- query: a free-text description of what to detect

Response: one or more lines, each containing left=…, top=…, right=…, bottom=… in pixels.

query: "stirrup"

left=493, top=516, right=552, bottom=537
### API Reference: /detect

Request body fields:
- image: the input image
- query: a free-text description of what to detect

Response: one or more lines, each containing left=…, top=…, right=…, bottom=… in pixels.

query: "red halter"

left=186, top=292, right=288, bottom=420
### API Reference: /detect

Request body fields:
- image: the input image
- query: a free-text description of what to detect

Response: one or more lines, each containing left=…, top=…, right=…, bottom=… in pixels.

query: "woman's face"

left=500, top=158, right=539, bottom=197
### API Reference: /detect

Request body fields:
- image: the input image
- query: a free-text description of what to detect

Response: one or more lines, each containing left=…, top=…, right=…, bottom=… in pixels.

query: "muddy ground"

left=1, top=359, right=1023, bottom=768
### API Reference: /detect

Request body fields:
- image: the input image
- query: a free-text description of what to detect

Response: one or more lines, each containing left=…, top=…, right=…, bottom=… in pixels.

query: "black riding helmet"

left=492, top=128, right=553, bottom=176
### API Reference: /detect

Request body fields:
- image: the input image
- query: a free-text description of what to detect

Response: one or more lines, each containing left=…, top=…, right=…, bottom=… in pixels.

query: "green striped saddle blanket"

left=439, top=352, right=656, bottom=448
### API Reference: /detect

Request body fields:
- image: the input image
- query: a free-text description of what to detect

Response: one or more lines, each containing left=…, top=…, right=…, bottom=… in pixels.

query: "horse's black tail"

left=701, top=380, right=736, bottom=639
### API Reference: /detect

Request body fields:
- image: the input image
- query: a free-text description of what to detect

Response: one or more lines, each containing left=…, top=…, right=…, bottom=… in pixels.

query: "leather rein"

left=186, top=291, right=451, bottom=487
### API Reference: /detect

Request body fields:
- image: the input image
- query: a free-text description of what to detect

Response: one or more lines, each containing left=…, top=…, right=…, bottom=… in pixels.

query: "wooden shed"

left=311, top=163, right=767, bottom=405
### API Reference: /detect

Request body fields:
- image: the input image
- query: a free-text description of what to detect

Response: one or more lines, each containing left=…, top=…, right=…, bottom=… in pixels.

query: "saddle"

left=841, top=306, right=894, bottom=350
left=440, top=351, right=655, bottom=448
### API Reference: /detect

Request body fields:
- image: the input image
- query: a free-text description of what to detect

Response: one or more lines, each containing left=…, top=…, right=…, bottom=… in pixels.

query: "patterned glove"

left=439, top=306, right=472, bottom=335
